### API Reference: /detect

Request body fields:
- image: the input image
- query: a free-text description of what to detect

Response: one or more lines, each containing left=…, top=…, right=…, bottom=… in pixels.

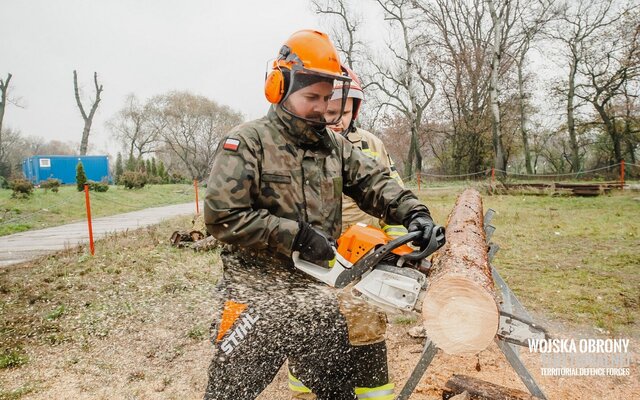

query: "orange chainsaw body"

left=336, top=224, right=413, bottom=264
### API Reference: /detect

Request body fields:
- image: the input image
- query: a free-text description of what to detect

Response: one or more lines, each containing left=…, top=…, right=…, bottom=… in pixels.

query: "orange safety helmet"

left=264, top=30, right=351, bottom=125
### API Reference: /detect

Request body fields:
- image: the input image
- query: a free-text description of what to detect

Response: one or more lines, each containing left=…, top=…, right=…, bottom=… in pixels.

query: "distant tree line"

left=313, top=0, right=640, bottom=178
left=108, top=91, right=244, bottom=183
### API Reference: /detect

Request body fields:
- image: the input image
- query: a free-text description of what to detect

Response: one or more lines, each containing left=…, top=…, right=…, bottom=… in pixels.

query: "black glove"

left=404, top=210, right=435, bottom=248
left=293, top=222, right=336, bottom=261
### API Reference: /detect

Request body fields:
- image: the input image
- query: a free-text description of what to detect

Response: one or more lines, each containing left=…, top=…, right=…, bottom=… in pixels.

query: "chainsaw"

left=292, top=223, right=446, bottom=313
left=292, top=223, right=548, bottom=347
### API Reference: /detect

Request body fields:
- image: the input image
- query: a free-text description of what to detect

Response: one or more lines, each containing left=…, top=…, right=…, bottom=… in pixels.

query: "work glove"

left=404, top=210, right=435, bottom=248
left=293, top=222, right=336, bottom=261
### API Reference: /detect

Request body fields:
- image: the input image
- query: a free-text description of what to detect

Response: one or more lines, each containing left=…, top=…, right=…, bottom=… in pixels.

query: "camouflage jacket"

left=204, top=105, right=427, bottom=265
left=339, top=127, right=404, bottom=231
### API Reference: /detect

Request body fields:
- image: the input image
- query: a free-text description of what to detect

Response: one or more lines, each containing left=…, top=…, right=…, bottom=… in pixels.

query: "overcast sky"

left=2, top=0, right=564, bottom=158
left=1, top=0, right=348, bottom=155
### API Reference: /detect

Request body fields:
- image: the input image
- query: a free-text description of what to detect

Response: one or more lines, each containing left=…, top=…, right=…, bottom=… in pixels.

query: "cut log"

left=422, top=188, right=499, bottom=354
left=443, top=374, right=541, bottom=400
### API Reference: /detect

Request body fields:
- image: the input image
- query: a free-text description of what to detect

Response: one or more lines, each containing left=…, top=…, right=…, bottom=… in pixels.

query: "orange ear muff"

left=264, top=69, right=286, bottom=104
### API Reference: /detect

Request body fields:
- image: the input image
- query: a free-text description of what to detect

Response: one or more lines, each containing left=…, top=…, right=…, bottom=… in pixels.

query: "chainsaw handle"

left=402, top=225, right=446, bottom=261
left=331, top=226, right=446, bottom=289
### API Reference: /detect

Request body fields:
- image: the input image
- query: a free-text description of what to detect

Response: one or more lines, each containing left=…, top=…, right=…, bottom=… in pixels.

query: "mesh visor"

left=280, top=66, right=351, bottom=126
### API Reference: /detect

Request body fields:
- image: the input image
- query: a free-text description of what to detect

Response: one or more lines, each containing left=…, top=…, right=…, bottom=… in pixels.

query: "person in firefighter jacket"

left=203, top=29, right=437, bottom=400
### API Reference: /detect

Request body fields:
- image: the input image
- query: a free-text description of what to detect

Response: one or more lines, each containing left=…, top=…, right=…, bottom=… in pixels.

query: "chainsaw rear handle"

left=402, top=225, right=446, bottom=261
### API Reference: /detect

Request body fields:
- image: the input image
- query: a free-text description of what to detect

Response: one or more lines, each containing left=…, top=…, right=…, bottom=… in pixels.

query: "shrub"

left=88, top=180, right=109, bottom=192
left=41, top=178, right=61, bottom=193
left=169, top=173, right=189, bottom=184
left=147, top=175, right=164, bottom=185
left=10, top=179, right=34, bottom=198
left=115, top=153, right=124, bottom=184
left=0, top=175, right=9, bottom=189
left=76, top=162, right=87, bottom=191
left=121, top=171, right=147, bottom=189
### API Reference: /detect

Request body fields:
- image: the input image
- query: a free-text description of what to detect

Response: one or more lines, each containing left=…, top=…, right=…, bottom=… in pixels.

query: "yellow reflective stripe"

left=355, top=383, right=395, bottom=400
left=382, top=225, right=408, bottom=237
left=288, top=371, right=312, bottom=393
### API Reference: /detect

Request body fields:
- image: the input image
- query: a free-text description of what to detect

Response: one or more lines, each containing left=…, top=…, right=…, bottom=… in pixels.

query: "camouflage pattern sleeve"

left=339, top=137, right=429, bottom=225
left=204, top=129, right=299, bottom=257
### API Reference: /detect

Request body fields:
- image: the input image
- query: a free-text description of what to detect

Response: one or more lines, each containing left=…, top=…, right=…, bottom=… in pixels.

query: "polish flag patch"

left=223, top=138, right=240, bottom=151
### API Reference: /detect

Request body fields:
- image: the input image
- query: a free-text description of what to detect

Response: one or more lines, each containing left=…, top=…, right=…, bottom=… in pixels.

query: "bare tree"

left=574, top=7, right=640, bottom=164
left=486, top=0, right=508, bottom=174
left=369, top=0, right=436, bottom=179
left=509, top=0, right=558, bottom=174
left=148, top=91, right=243, bottom=180
left=550, top=0, right=624, bottom=172
left=311, top=0, right=363, bottom=69
left=415, top=0, right=494, bottom=175
left=0, top=73, right=13, bottom=176
left=107, top=94, right=161, bottom=159
left=0, top=73, right=12, bottom=146
left=73, top=70, right=103, bottom=155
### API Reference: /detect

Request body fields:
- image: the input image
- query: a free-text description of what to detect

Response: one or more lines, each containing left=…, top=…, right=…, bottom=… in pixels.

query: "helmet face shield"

left=280, top=67, right=351, bottom=126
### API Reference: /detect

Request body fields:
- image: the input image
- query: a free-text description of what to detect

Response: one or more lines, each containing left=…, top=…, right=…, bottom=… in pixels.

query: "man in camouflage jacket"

left=203, top=30, right=436, bottom=400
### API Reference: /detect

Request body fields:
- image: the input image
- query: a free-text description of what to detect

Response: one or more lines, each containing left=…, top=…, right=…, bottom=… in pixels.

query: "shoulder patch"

left=223, top=138, right=240, bottom=152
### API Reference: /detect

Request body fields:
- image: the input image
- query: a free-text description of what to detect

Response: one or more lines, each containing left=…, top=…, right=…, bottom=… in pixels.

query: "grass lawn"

left=0, top=184, right=198, bottom=236
left=417, top=188, right=640, bottom=336
left=0, top=188, right=638, bottom=398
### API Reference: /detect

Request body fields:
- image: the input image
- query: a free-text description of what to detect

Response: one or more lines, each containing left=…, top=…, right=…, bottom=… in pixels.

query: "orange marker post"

left=194, top=179, right=200, bottom=214
left=84, top=184, right=95, bottom=256
left=620, top=160, right=625, bottom=190
left=417, top=172, right=421, bottom=191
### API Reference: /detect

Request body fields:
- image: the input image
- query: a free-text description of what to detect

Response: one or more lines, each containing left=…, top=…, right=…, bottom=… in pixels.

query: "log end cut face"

left=422, top=275, right=499, bottom=355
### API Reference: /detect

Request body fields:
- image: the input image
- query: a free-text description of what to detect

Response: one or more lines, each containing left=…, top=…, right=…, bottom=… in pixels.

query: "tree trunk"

left=567, top=59, right=581, bottom=172
left=411, top=123, right=422, bottom=175
left=421, top=188, right=499, bottom=355
left=444, top=375, right=542, bottom=400
left=0, top=73, right=12, bottom=160
left=517, top=58, right=533, bottom=174
left=488, top=0, right=506, bottom=177
left=405, top=131, right=415, bottom=180
left=594, top=103, right=622, bottom=164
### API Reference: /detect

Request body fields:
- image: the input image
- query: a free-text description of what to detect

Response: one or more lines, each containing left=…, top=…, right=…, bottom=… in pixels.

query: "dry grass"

left=0, top=217, right=220, bottom=399
left=0, top=188, right=638, bottom=398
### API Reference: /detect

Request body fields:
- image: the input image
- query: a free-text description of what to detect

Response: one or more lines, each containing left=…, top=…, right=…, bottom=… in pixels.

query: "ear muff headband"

left=264, top=46, right=295, bottom=104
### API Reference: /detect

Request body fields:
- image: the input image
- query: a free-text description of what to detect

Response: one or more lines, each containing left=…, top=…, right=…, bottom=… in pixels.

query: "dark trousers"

left=204, top=250, right=356, bottom=400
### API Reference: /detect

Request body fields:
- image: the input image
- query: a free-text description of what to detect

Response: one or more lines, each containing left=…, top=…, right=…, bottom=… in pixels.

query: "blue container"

left=22, top=155, right=111, bottom=185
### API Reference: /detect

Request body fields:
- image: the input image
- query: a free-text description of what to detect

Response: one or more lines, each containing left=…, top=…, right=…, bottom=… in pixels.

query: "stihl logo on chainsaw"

left=220, top=311, right=260, bottom=355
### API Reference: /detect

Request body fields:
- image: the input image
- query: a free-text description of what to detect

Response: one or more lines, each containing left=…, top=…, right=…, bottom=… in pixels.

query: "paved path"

left=0, top=201, right=203, bottom=267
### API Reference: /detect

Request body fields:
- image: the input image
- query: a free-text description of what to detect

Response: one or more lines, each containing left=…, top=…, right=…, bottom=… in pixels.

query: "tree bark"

left=422, top=188, right=499, bottom=355
left=0, top=73, right=12, bottom=161
left=517, top=54, right=533, bottom=175
left=487, top=0, right=506, bottom=176
left=74, top=70, right=103, bottom=155
left=567, top=57, right=581, bottom=172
